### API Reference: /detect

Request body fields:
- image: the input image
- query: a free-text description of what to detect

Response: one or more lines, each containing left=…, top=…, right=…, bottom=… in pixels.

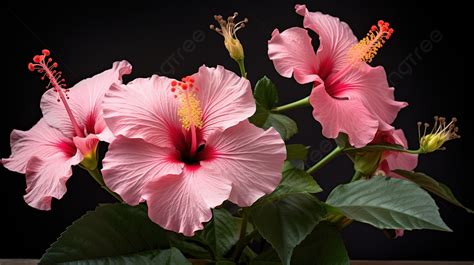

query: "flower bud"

left=210, top=12, right=248, bottom=62
left=418, top=116, right=460, bottom=153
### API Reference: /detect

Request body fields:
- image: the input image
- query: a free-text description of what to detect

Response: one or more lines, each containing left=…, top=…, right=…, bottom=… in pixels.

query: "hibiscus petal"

left=384, top=129, right=418, bottom=174
left=2, top=119, right=81, bottom=174
left=73, top=134, right=99, bottom=156
left=204, top=120, right=286, bottom=206
left=268, top=27, right=319, bottom=84
left=102, top=135, right=183, bottom=205
left=24, top=151, right=82, bottom=210
left=335, top=66, right=407, bottom=131
left=295, top=4, right=357, bottom=77
left=142, top=166, right=232, bottom=236
left=94, top=120, right=115, bottom=143
left=309, top=82, right=379, bottom=148
left=41, top=60, right=132, bottom=140
left=193, top=65, right=255, bottom=137
left=103, top=76, right=182, bottom=148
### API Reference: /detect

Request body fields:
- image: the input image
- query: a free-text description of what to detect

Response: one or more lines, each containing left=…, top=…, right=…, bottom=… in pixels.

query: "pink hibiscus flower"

left=374, top=129, right=418, bottom=178
left=1, top=50, right=131, bottom=210
left=102, top=65, right=286, bottom=236
left=268, top=4, right=407, bottom=147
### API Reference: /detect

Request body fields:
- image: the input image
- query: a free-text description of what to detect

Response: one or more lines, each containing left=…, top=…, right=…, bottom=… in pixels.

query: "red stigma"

left=33, top=55, right=42, bottom=63
left=28, top=49, right=67, bottom=91
left=170, top=76, right=199, bottom=99
left=373, top=20, right=394, bottom=39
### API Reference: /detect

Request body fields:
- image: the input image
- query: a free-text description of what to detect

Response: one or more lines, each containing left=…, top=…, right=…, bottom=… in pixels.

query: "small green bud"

left=210, top=12, right=248, bottom=62
left=418, top=116, right=460, bottom=153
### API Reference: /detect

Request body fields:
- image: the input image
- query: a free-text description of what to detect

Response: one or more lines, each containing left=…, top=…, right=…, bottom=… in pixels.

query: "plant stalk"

left=307, top=146, right=344, bottom=175
left=271, top=96, right=310, bottom=113
left=86, top=167, right=123, bottom=202
left=232, top=208, right=250, bottom=261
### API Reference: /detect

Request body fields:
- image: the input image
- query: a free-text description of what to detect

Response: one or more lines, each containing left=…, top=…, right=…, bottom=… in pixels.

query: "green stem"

left=306, top=146, right=343, bottom=175
left=351, top=171, right=363, bottom=181
left=325, top=205, right=353, bottom=230
left=86, top=167, right=123, bottom=202
left=232, top=208, right=250, bottom=262
left=236, top=59, right=247, bottom=78
left=344, top=145, right=420, bottom=154
left=271, top=96, right=310, bottom=113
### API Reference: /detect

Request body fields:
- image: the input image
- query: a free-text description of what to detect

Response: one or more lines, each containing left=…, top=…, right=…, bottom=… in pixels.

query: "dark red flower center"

left=169, top=127, right=215, bottom=166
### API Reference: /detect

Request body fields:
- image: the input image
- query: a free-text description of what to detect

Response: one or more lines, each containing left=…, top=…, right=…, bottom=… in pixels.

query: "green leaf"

left=249, top=105, right=298, bottom=140
left=249, top=102, right=271, bottom=127
left=353, top=150, right=382, bottom=176
left=241, top=246, right=258, bottom=264
left=216, top=261, right=237, bottom=265
left=344, top=142, right=409, bottom=177
left=394, top=170, right=473, bottom=214
left=56, top=248, right=191, bottom=265
left=263, top=113, right=298, bottom=140
left=286, top=144, right=309, bottom=161
left=40, top=203, right=169, bottom=265
left=267, top=162, right=322, bottom=200
left=155, top=248, right=192, bottom=265
left=198, top=208, right=245, bottom=258
left=249, top=77, right=298, bottom=140
left=168, top=233, right=212, bottom=259
left=326, top=176, right=452, bottom=232
left=251, top=193, right=326, bottom=265
left=254, top=76, right=279, bottom=109
left=292, top=222, right=349, bottom=265
left=254, top=162, right=322, bottom=206
left=250, top=250, right=281, bottom=265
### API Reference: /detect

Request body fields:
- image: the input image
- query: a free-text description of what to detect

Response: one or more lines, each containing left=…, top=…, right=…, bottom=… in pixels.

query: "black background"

left=1, top=0, right=472, bottom=261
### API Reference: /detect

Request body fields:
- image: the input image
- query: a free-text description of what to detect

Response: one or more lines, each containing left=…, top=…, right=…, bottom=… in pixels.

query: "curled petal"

left=2, top=119, right=80, bottom=174
left=295, top=4, right=357, bottom=77
left=268, top=27, right=319, bottom=84
left=24, top=152, right=82, bottom=210
left=73, top=134, right=99, bottom=157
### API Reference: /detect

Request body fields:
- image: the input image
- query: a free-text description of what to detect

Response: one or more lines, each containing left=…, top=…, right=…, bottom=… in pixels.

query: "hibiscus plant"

left=2, top=4, right=471, bottom=265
